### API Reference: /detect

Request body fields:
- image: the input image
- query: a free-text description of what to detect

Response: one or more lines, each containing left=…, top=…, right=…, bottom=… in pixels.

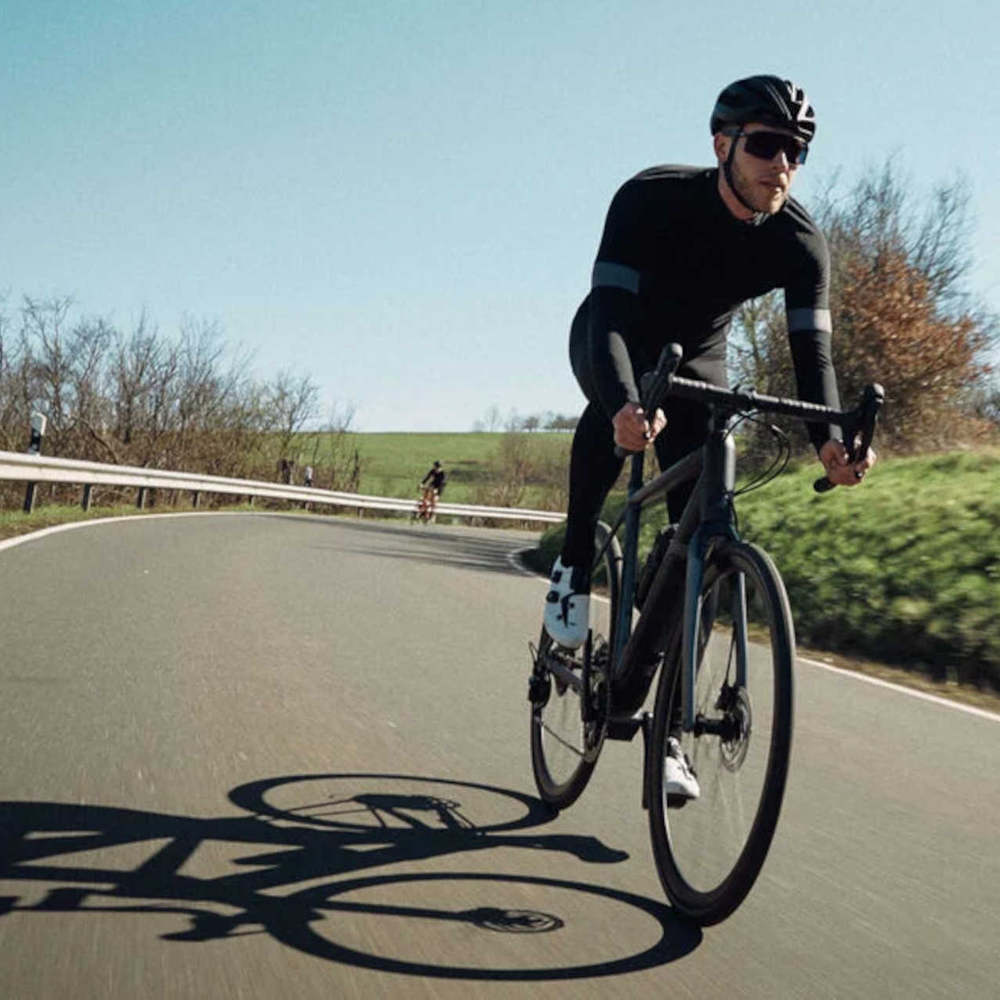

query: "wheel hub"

left=718, top=685, right=752, bottom=771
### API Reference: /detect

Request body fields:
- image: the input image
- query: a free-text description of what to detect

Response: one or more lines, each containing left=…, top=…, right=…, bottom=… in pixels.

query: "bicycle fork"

left=679, top=422, right=741, bottom=731
left=680, top=534, right=748, bottom=733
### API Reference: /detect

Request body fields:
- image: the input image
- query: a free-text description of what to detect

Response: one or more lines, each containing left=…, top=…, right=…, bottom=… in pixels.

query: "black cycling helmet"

left=711, top=75, right=816, bottom=142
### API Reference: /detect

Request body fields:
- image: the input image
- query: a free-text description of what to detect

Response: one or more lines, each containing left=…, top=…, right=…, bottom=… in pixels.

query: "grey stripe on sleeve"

left=592, top=261, right=640, bottom=294
left=787, top=307, right=832, bottom=333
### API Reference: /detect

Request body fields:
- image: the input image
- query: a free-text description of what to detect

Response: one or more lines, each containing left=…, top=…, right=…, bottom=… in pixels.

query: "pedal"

left=606, top=710, right=649, bottom=742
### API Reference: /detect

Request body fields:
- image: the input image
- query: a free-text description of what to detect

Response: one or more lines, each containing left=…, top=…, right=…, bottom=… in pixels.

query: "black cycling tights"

left=562, top=308, right=728, bottom=572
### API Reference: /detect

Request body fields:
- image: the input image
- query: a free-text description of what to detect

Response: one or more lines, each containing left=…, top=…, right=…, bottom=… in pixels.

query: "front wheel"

left=530, top=523, right=620, bottom=810
left=648, top=540, right=794, bottom=924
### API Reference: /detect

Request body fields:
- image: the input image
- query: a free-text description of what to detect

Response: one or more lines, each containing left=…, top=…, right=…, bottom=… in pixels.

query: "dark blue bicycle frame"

left=606, top=415, right=747, bottom=732
left=590, top=350, right=881, bottom=736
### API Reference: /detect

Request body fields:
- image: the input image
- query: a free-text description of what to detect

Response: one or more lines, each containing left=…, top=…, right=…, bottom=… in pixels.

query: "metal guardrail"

left=0, top=449, right=566, bottom=524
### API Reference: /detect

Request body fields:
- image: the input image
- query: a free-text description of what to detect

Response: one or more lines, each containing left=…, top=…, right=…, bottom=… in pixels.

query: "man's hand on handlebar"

left=613, top=401, right=666, bottom=453
left=819, top=438, right=876, bottom=486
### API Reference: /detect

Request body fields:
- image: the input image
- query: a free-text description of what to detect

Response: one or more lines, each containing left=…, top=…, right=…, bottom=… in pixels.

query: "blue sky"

left=3, top=1, right=999, bottom=431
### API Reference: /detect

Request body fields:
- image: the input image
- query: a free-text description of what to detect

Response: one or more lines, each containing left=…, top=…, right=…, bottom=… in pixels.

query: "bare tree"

left=545, top=412, right=578, bottom=431
left=21, top=296, right=76, bottom=453
left=269, top=370, right=321, bottom=463
left=0, top=299, right=26, bottom=451
left=111, top=310, right=163, bottom=448
left=0, top=296, right=362, bottom=509
left=67, top=316, right=117, bottom=462
left=312, top=402, right=362, bottom=491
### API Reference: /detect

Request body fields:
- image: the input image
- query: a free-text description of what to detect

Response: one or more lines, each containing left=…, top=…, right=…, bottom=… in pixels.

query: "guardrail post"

left=137, top=487, right=146, bottom=509
left=191, top=491, right=200, bottom=509
left=82, top=485, right=93, bottom=511
left=22, top=413, right=47, bottom=514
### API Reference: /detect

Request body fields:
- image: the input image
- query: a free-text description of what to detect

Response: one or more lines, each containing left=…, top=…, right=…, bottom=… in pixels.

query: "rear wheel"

left=530, top=523, right=620, bottom=810
left=648, top=540, right=794, bottom=924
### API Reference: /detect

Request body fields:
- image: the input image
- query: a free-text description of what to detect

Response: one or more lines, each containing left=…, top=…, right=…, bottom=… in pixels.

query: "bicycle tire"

left=647, top=539, right=794, bottom=924
left=530, top=522, right=620, bottom=810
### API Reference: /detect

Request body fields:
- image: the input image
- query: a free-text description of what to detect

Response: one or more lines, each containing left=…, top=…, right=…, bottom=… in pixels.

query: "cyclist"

left=542, top=75, right=876, bottom=797
left=418, top=461, right=447, bottom=520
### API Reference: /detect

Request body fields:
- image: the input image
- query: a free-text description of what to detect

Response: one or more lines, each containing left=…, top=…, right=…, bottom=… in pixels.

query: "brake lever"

left=813, top=383, right=885, bottom=493
left=613, top=343, right=684, bottom=460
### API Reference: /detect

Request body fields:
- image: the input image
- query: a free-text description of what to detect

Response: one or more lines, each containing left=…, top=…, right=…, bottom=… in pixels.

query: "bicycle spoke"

left=538, top=718, right=586, bottom=758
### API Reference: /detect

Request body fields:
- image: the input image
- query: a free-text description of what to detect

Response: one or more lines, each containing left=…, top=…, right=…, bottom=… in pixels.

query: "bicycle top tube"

left=628, top=448, right=703, bottom=511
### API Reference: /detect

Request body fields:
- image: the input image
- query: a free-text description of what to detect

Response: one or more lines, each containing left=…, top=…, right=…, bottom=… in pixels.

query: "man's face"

left=718, top=122, right=804, bottom=215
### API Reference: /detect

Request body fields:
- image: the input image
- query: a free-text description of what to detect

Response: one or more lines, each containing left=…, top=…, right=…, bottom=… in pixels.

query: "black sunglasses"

left=726, top=129, right=809, bottom=165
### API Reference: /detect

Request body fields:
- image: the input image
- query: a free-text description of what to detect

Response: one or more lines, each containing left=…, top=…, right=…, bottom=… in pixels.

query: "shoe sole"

left=666, top=793, right=698, bottom=808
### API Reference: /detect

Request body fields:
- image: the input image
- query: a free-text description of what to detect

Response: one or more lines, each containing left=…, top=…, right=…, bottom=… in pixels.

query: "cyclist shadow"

left=0, top=772, right=702, bottom=980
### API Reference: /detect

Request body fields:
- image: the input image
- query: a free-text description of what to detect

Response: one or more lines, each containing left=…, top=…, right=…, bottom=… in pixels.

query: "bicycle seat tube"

left=611, top=449, right=702, bottom=699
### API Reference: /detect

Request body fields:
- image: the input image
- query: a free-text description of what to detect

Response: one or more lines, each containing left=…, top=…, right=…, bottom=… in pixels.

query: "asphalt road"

left=1, top=513, right=998, bottom=999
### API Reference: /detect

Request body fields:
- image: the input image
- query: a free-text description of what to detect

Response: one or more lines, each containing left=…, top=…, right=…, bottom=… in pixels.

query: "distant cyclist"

left=418, top=461, right=447, bottom=521
left=542, top=75, right=876, bottom=798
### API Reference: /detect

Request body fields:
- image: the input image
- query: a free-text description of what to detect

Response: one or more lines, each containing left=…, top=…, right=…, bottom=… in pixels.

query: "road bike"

left=528, top=343, right=882, bottom=924
left=412, top=486, right=438, bottom=524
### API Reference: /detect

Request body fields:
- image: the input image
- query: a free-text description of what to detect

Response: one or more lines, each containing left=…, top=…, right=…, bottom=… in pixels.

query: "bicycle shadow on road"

left=0, top=772, right=701, bottom=980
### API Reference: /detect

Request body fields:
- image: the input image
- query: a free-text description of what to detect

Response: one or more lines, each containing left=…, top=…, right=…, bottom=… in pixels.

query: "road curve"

left=1, top=513, right=998, bottom=999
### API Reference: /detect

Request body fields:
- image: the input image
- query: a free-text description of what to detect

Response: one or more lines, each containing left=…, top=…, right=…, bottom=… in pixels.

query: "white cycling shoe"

left=543, top=556, right=590, bottom=650
left=665, top=737, right=700, bottom=800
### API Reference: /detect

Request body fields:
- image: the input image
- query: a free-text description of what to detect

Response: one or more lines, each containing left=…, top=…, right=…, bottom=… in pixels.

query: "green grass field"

left=346, top=432, right=518, bottom=500
left=300, top=429, right=573, bottom=507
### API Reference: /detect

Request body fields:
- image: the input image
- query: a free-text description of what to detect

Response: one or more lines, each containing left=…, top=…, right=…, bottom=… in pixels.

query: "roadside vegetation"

left=0, top=500, right=257, bottom=543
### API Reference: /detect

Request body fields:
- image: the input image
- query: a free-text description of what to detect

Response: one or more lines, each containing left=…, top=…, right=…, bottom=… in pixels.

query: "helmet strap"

left=722, top=138, right=767, bottom=225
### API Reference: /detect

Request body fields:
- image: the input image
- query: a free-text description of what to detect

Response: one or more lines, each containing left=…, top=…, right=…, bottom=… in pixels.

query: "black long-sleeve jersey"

left=421, top=467, right=446, bottom=493
left=582, top=165, right=841, bottom=448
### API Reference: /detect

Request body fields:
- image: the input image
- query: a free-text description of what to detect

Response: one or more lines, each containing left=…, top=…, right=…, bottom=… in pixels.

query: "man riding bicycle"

left=418, top=461, right=447, bottom=520
left=542, top=75, right=876, bottom=797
